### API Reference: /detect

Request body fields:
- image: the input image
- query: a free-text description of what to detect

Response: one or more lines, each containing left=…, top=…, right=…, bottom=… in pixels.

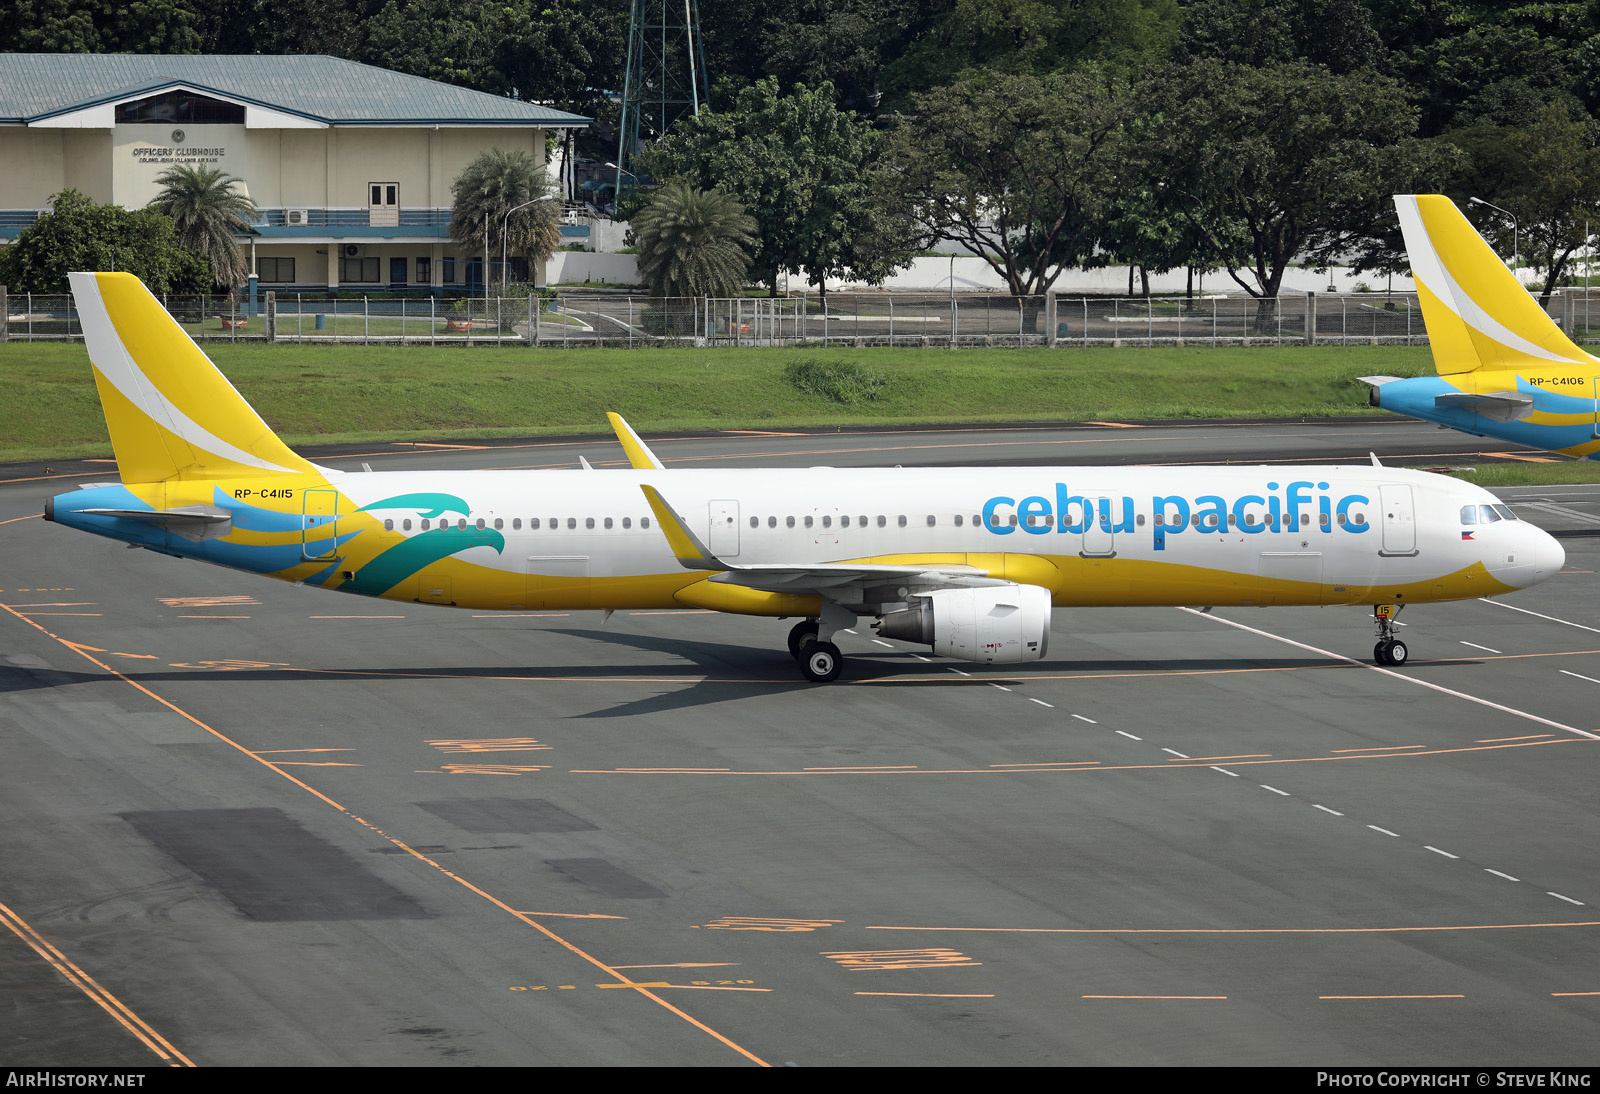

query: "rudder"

left=1395, top=195, right=1595, bottom=375
left=70, top=272, right=317, bottom=483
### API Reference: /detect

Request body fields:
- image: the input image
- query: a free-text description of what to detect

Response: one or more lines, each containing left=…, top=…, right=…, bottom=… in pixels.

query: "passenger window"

left=786, top=516, right=796, bottom=528
left=1154, top=514, right=1164, bottom=526
left=1008, top=514, right=1017, bottom=527
left=749, top=516, right=758, bottom=528
left=954, top=514, right=964, bottom=527
left=899, top=515, right=908, bottom=527
left=585, top=517, right=595, bottom=529
left=384, top=518, right=394, bottom=531
left=1352, top=513, right=1366, bottom=526
left=1136, top=514, right=1145, bottom=527
left=567, top=517, right=577, bottom=530
left=927, top=515, right=936, bottom=527
left=622, top=517, right=631, bottom=529
left=768, top=516, right=776, bottom=528
left=511, top=518, right=520, bottom=530
left=529, top=518, right=539, bottom=529
left=604, top=517, right=613, bottom=529
left=1337, top=514, right=1345, bottom=526
left=495, top=518, right=504, bottom=530
left=403, top=518, right=412, bottom=531
left=1318, top=514, right=1328, bottom=526
left=989, top=514, right=1000, bottom=527
left=859, top=515, right=868, bottom=527
left=822, top=515, right=832, bottom=528
left=841, top=515, right=850, bottom=528
left=457, top=518, right=467, bottom=530
left=878, top=515, right=887, bottom=527
left=805, top=516, right=814, bottom=528
left=421, top=519, right=431, bottom=530
left=641, top=517, right=650, bottom=528
left=476, top=518, right=486, bottom=530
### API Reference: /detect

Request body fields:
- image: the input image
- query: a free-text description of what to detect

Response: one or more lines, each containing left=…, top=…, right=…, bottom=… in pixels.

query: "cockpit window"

left=1479, top=505, right=1502, bottom=524
left=1460, top=505, right=1477, bottom=525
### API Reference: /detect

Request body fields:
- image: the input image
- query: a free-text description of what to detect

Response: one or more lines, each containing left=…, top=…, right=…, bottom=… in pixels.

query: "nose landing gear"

left=1373, top=603, right=1408, bottom=666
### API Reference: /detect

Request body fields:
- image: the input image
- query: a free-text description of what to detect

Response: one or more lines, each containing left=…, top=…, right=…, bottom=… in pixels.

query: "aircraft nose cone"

left=1535, top=529, right=1566, bottom=581
left=1491, top=524, right=1565, bottom=588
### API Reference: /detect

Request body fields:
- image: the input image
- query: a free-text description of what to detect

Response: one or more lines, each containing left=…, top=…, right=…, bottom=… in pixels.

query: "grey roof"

left=0, top=54, right=590, bottom=127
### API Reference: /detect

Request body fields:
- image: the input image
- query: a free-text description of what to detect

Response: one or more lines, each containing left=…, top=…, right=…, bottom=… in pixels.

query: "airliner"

left=1364, top=194, right=1600, bottom=457
left=46, top=272, right=1562, bottom=680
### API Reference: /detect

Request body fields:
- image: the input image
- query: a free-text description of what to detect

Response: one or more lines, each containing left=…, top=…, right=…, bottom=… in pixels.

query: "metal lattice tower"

left=615, top=0, right=710, bottom=196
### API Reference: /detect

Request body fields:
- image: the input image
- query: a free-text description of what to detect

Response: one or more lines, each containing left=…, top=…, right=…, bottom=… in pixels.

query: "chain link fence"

left=8, top=287, right=1600, bottom=347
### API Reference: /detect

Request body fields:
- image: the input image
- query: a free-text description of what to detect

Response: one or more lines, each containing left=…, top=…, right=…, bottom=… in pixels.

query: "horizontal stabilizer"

left=76, top=504, right=234, bottom=542
left=1358, top=375, right=1405, bottom=387
left=1434, top=390, right=1534, bottom=423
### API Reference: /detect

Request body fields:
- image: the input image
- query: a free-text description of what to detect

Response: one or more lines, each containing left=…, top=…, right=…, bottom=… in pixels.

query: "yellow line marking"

left=1551, top=992, right=1600, bottom=996
left=614, top=963, right=739, bottom=969
left=0, top=513, right=43, bottom=525
left=0, top=899, right=194, bottom=1066
left=0, top=603, right=771, bottom=1068
left=1331, top=745, right=1424, bottom=752
left=519, top=912, right=629, bottom=920
left=856, top=992, right=997, bottom=998
left=1083, top=995, right=1226, bottom=999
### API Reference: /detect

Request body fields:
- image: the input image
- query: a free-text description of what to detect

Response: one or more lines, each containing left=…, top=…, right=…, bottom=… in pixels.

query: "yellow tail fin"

left=1395, top=195, right=1596, bottom=375
left=69, top=272, right=316, bottom=483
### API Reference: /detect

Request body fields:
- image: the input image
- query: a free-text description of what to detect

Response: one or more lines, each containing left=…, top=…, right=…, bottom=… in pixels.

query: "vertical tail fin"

left=1394, top=195, right=1596, bottom=375
left=69, top=272, right=317, bottom=483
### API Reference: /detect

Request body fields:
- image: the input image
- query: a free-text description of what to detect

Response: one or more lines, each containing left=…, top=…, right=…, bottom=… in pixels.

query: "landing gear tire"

left=799, top=640, right=843, bottom=683
left=1373, top=638, right=1408, bottom=666
left=787, top=619, right=820, bottom=660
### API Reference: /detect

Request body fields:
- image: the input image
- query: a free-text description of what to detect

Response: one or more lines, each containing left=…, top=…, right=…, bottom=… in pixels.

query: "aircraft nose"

left=1490, top=523, right=1564, bottom=588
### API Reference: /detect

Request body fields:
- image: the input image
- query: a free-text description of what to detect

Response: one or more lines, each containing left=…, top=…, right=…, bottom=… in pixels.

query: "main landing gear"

left=1373, top=603, right=1408, bottom=666
left=787, top=618, right=842, bottom=682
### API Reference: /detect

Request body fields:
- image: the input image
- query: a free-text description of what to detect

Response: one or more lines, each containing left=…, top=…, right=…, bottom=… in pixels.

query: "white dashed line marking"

left=1261, top=785, right=1290, bottom=796
left=871, top=639, right=894, bottom=648
left=1072, top=715, right=1098, bottom=724
left=1549, top=893, right=1585, bottom=906
left=1116, top=730, right=1141, bottom=741
left=990, top=684, right=1012, bottom=692
left=1313, top=805, right=1344, bottom=816
left=911, top=654, right=932, bottom=663
left=1460, top=641, right=1502, bottom=654
left=1212, top=767, right=1238, bottom=776
left=1425, top=846, right=1459, bottom=859
left=1481, top=599, right=1600, bottom=636
left=947, top=668, right=970, bottom=677
left=1028, top=698, right=1054, bottom=708
left=1486, top=870, right=1519, bottom=882
left=1162, top=748, right=1189, bottom=758
left=1368, top=826, right=1400, bottom=837
left=1559, top=669, right=1600, bottom=686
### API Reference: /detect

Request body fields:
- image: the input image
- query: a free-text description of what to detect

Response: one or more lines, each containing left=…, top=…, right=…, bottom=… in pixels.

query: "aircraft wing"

left=638, top=484, right=1003, bottom=592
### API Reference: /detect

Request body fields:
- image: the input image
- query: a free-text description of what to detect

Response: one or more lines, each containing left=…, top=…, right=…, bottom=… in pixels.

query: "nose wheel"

left=1372, top=604, right=1407, bottom=666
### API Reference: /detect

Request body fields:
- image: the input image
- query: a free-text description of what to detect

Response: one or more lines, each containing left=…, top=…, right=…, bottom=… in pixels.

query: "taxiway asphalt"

left=2, top=419, right=1598, bottom=1067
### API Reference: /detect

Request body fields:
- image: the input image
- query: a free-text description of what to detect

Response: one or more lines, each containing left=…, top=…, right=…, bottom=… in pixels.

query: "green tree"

left=633, top=181, right=756, bottom=298
left=1142, top=60, right=1458, bottom=303
left=147, top=164, right=258, bottom=289
left=639, top=79, right=917, bottom=296
left=0, top=190, right=211, bottom=294
left=1179, top=0, right=1386, bottom=74
left=1447, top=103, right=1600, bottom=305
left=889, top=69, right=1132, bottom=303
left=449, top=148, right=561, bottom=287
left=9, top=0, right=202, bottom=52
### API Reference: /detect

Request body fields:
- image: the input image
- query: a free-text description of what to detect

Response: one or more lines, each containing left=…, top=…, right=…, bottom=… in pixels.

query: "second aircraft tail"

left=69, top=272, right=318, bottom=484
left=1395, top=194, right=1596, bottom=376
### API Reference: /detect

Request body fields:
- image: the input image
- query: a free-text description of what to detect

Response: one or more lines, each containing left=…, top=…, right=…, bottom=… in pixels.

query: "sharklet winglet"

left=608, top=413, right=666, bottom=470
left=639, top=485, right=723, bottom=570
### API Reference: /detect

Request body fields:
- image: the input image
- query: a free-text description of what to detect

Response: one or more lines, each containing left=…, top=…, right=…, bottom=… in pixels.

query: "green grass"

left=1440, top=461, right=1600, bottom=487
left=0, top=340, right=1471, bottom=463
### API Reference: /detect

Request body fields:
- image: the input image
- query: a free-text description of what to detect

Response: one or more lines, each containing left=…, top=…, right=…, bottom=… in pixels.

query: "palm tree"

left=634, top=181, right=756, bottom=298
left=449, top=148, right=560, bottom=286
left=148, top=165, right=258, bottom=289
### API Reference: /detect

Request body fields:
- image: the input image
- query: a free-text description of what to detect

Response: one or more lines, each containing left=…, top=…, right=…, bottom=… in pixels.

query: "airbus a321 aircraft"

left=47, top=272, right=1562, bottom=681
left=1364, top=194, right=1600, bottom=457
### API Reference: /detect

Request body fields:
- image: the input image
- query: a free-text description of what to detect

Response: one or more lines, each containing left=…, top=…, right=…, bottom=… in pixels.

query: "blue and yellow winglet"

left=608, top=413, right=666, bottom=470
left=639, top=485, right=723, bottom=570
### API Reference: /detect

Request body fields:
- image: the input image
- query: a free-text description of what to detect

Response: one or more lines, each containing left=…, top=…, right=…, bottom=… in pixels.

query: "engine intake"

left=875, top=584, right=1052, bottom=664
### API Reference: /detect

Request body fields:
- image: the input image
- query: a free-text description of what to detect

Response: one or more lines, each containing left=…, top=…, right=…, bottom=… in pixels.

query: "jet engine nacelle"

left=875, top=583, right=1052, bottom=664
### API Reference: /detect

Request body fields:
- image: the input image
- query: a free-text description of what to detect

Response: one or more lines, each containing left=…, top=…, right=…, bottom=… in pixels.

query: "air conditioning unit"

left=344, top=244, right=362, bottom=257
left=284, top=208, right=310, bottom=227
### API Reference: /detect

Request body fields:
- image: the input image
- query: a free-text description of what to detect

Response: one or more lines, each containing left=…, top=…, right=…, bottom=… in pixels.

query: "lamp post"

left=500, top=197, right=543, bottom=292
left=1469, top=197, right=1519, bottom=285
left=605, top=161, right=638, bottom=212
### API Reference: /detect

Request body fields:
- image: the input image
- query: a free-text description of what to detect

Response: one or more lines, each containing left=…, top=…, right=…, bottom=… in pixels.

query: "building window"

left=416, top=257, right=431, bottom=284
left=115, top=91, right=244, bottom=125
left=441, top=258, right=456, bottom=284
left=339, top=257, right=380, bottom=282
left=257, top=257, right=295, bottom=283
